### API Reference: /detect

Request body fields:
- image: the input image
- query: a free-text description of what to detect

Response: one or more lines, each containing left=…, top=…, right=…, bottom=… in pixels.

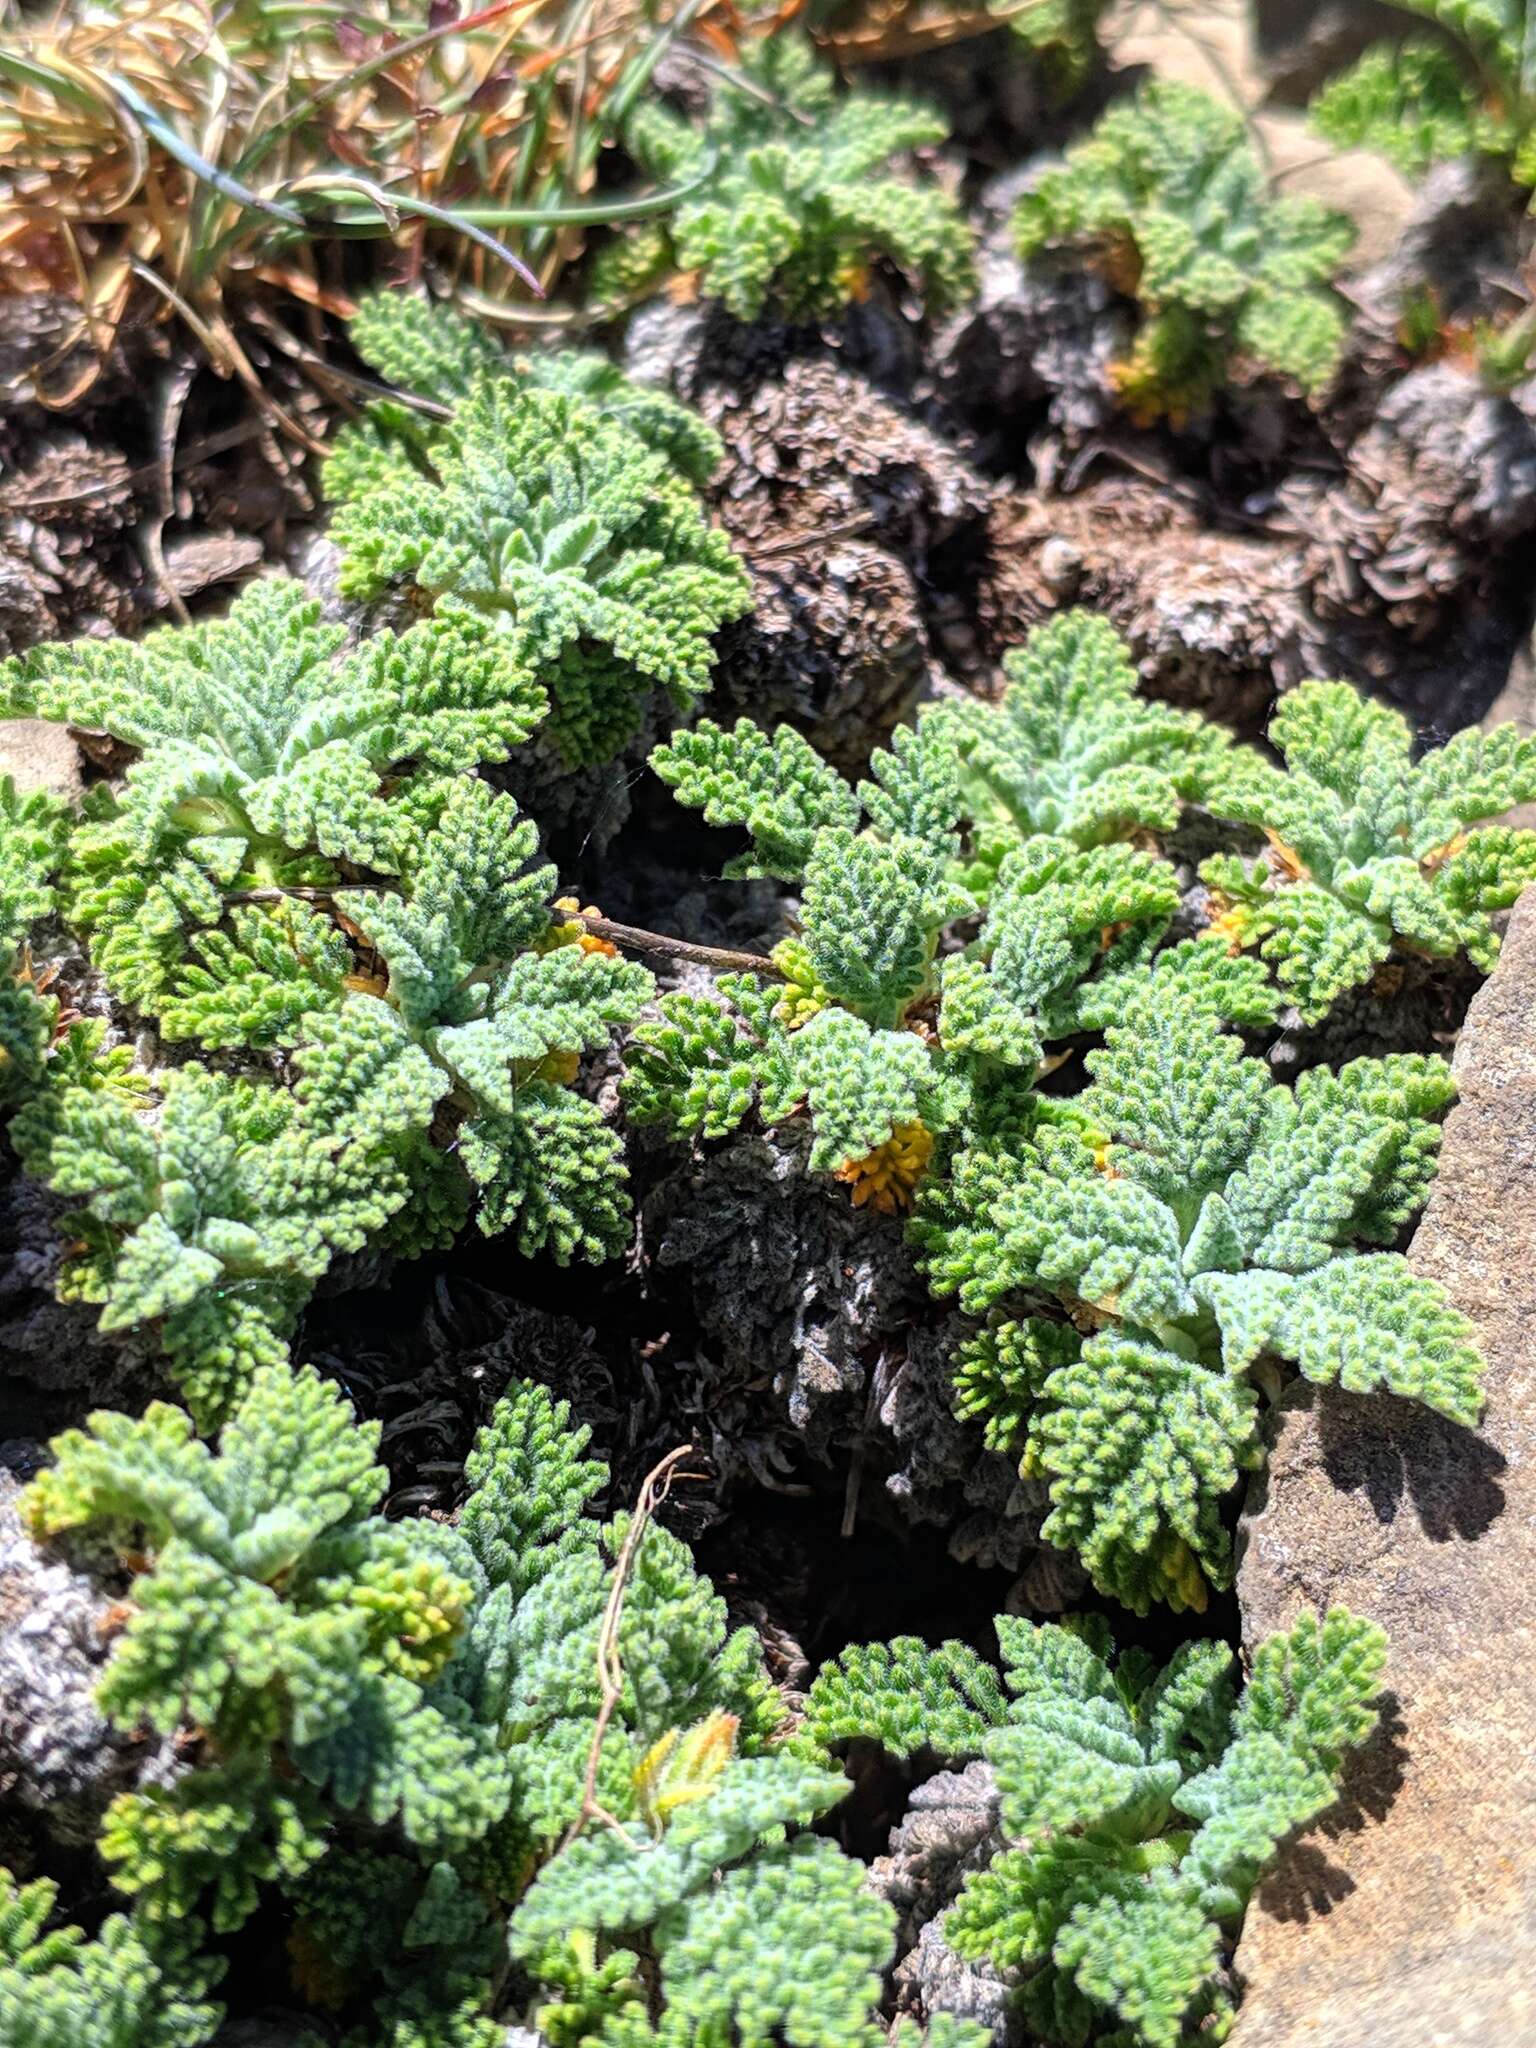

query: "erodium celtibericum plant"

left=0, top=1867, right=222, bottom=2048
left=800, top=1608, right=1387, bottom=2048
left=594, top=30, right=977, bottom=323
left=18, top=1367, right=980, bottom=2048
left=6, top=769, right=652, bottom=1427
left=0, top=575, right=547, bottom=1043
left=913, top=986, right=1483, bottom=1612
left=1014, top=80, right=1355, bottom=420
left=625, top=610, right=1252, bottom=1208
left=339, top=289, right=728, bottom=489
left=0, top=772, right=70, bottom=1100
left=1199, top=679, right=1536, bottom=1022
left=323, top=304, right=751, bottom=768
left=1310, top=0, right=1536, bottom=197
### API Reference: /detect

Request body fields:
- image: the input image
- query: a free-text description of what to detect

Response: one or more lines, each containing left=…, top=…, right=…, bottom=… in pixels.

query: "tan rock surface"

left=0, top=718, right=82, bottom=802
left=1229, top=893, right=1536, bottom=2047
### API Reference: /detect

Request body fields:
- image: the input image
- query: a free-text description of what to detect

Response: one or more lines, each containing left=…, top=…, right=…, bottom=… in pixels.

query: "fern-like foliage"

left=933, top=611, right=1236, bottom=884
left=0, top=775, right=70, bottom=1099
left=0, top=577, right=543, bottom=1044
left=22, top=1365, right=511, bottom=1924
left=1015, top=81, right=1354, bottom=418
left=325, top=347, right=750, bottom=766
left=5, top=761, right=648, bottom=1421
left=10, top=1038, right=421, bottom=1425
left=1200, top=680, right=1536, bottom=1021
left=607, top=32, right=976, bottom=322
left=344, top=289, right=726, bottom=487
left=635, top=612, right=1226, bottom=1189
left=1311, top=1, right=1536, bottom=194
left=915, top=993, right=1483, bottom=1610
left=20, top=1367, right=820, bottom=2044
left=805, top=1607, right=1386, bottom=2048
left=332, top=775, right=653, bottom=1263
left=0, top=1870, right=222, bottom=2048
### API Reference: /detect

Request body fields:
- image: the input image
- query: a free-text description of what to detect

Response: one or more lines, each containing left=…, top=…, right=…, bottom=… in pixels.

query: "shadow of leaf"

left=1315, top=1388, right=1505, bottom=1543
left=1252, top=1689, right=1410, bottom=1928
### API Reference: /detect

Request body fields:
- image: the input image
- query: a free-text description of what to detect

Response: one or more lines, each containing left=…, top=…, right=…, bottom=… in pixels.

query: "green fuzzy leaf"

left=1015, top=82, right=1352, bottom=411
left=651, top=718, right=860, bottom=883
left=652, top=1834, right=895, bottom=2048
left=800, top=830, right=957, bottom=1027
left=625, top=32, right=975, bottom=321
left=784, top=1007, right=934, bottom=1172
left=460, top=1082, right=631, bottom=1260
left=0, top=1871, right=223, bottom=2048
left=508, top=1754, right=853, bottom=1951
left=1054, top=1867, right=1219, bottom=2048
left=1202, top=678, right=1536, bottom=1019
left=940, top=610, right=1235, bottom=852
left=327, top=375, right=750, bottom=766
left=459, top=1379, right=606, bottom=1596
left=622, top=977, right=790, bottom=1142
left=799, top=1636, right=1007, bottom=1763
left=1034, top=1329, right=1264, bottom=1613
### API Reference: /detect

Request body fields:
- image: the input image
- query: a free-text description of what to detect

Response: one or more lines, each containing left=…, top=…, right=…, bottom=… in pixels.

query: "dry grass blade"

left=0, top=0, right=737, bottom=426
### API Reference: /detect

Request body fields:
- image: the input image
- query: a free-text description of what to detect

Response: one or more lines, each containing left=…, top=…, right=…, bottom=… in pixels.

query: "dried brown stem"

left=218, top=891, right=783, bottom=980
left=568, top=910, right=784, bottom=981
left=564, top=1441, right=698, bottom=1850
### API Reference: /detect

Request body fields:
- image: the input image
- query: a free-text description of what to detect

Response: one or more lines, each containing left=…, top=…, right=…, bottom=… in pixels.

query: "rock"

left=930, top=234, right=1125, bottom=455
left=0, top=1467, right=178, bottom=1848
left=876, top=1762, right=1022, bottom=2043
left=0, top=1151, right=162, bottom=1419
left=0, top=718, right=82, bottom=802
left=1275, top=361, right=1536, bottom=728
left=973, top=481, right=1306, bottom=735
left=0, top=435, right=138, bottom=654
left=641, top=1124, right=920, bottom=1461
left=627, top=323, right=994, bottom=769
left=1228, top=888, right=1536, bottom=2048
left=891, top=1917, right=1024, bottom=2045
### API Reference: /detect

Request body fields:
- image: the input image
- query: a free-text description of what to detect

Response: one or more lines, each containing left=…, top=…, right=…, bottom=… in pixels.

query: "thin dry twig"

left=564, top=1441, right=699, bottom=1849
left=568, top=910, right=785, bottom=980
left=220, top=892, right=783, bottom=979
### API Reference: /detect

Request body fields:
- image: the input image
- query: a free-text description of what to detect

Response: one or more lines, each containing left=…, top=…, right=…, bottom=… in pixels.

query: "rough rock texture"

left=0, top=716, right=83, bottom=802
left=1276, top=362, right=1536, bottom=728
left=931, top=234, right=1125, bottom=455
left=0, top=1467, right=178, bottom=1848
left=873, top=1763, right=1022, bottom=2045
left=1229, top=889, right=1536, bottom=2048
left=0, top=1153, right=162, bottom=1422
left=0, top=435, right=138, bottom=653
left=1349, top=161, right=1527, bottom=349
left=972, top=481, right=1307, bottom=735
left=640, top=1124, right=920, bottom=1461
left=703, top=356, right=992, bottom=769
left=627, top=310, right=993, bottom=770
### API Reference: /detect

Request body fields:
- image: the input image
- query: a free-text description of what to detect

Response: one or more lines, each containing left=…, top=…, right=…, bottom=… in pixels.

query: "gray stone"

left=1229, top=889, right=1536, bottom=2048
left=0, top=1468, right=179, bottom=1847
left=877, top=1761, right=1022, bottom=2044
